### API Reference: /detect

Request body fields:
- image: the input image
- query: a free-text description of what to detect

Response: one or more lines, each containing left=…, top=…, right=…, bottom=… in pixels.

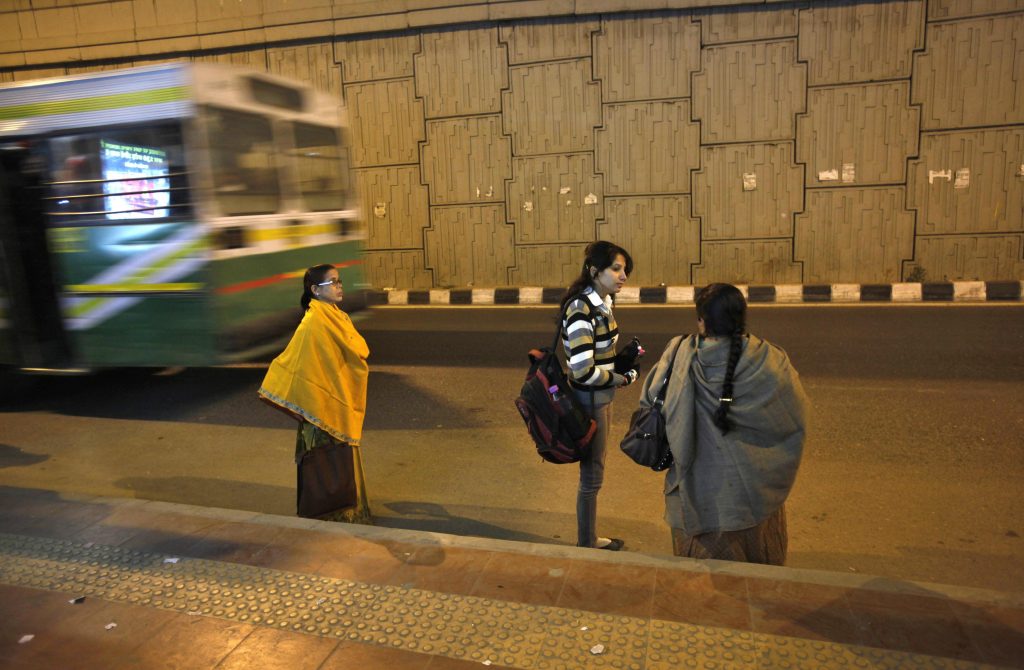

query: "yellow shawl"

left=258, top=300, right=370, bottom=446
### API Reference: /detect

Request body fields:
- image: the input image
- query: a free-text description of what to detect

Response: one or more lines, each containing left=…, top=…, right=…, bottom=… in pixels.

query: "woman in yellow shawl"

left=258, top=264, right=371, bottom=523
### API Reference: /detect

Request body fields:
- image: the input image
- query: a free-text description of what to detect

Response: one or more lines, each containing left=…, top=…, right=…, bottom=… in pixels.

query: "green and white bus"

left=0, top=63, right=365, bottom=376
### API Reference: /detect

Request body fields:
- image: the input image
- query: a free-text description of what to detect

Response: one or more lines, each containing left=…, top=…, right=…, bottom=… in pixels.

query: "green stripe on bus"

left=0, top=86, right=188, bottom=120
left=66, top=283, right=203, bottom=294
left=66, top=237, right=207, bottom=318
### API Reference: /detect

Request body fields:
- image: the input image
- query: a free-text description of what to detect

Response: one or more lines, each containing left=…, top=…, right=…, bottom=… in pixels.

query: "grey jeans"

left=576, top=400, right=612, bottom=548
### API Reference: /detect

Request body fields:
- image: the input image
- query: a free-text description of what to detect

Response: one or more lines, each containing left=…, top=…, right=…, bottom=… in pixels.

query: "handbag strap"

left=654, top=336, right=686, bottom=406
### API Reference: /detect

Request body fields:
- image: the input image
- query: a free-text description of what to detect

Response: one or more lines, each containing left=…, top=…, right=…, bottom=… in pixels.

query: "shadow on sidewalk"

left=375, top=500, right=565, bottom=546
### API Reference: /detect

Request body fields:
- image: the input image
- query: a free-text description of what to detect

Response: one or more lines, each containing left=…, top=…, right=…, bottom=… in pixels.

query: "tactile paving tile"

left=0, top=533, right=997, bottom=669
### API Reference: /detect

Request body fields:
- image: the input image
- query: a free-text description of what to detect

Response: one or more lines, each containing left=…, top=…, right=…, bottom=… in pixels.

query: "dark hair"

left=559, top=240, right=634, bottom=309
left=695, top=283, right=747, bottom=434
left=301, top=263, right=336, bottom=310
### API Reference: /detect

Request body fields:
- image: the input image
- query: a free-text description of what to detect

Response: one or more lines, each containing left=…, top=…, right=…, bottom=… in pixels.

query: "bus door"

left=0, top=141, right=70, bottom=370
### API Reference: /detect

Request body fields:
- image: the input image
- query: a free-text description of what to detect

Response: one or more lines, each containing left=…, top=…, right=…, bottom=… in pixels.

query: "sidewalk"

left=1, top=486, right=1021, bottom=669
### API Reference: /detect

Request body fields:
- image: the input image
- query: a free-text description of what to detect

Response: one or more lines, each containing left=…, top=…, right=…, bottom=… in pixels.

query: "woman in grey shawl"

left=637, top=283, right=808, bottom=565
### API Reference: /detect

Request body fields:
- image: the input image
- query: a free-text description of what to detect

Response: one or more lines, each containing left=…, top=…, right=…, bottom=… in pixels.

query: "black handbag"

left=620, top=338, right=684, bottom=471
left=297, top=441, right=357, bottom=518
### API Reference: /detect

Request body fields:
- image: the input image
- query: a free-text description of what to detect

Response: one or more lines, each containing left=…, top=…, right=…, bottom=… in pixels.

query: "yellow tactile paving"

left=0, top=533, right=1003, bottom=669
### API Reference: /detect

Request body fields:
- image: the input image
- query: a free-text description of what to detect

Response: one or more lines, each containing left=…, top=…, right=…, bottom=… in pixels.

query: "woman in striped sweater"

left=560, top=241, right=640, bottom=551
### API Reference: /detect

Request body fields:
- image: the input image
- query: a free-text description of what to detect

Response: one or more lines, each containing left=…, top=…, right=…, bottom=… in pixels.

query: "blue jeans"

left=577, top=400, right=611, bottom=548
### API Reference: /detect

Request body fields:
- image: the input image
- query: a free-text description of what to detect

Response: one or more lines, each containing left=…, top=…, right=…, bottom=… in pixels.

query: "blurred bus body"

left=0, top=63, right=365, bottom=374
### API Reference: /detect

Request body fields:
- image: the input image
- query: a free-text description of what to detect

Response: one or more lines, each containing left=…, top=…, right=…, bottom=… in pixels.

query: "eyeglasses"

left=316, top=278, right=343, bottom=288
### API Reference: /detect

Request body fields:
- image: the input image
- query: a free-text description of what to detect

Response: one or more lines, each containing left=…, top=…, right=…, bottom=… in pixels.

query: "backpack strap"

left=557, top=294, right=601, bottom=407
left=553, top=293, right=592, bottom=350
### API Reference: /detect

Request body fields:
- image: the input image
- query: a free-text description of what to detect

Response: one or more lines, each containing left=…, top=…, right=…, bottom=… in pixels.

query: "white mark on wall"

left=842, top=163, right=855, bottom=183
left=559, top=186, right=571, bottom=194
left=742, top=173, right=757, bottom=191
left=928, top=169, right=952, bottom=184
left=523, top=201, right=533, bottom=212
left=584, top=193, right=598, bottom=205
left=954, top=168, right=970, bottom=189
left=373, top=202, right=387, bottom=218
left=818, top=169, right=838, bottom=182
left=476, top=187, right=481, bottom=198
left=485, top=186, right=494, bottom=197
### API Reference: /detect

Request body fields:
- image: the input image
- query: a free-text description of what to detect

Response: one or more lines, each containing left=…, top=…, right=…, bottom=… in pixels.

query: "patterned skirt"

left=671, top=505, right=787, bottom=566
left=295, top=422, right=373, bottom=525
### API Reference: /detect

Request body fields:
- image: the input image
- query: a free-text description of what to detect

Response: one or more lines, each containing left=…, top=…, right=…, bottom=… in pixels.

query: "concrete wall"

left=2, top=0, right=1023, bottom=288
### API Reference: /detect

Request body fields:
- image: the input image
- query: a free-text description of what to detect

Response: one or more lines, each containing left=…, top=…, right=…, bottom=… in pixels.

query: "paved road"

left=1, top=304, right=1023, bottom=592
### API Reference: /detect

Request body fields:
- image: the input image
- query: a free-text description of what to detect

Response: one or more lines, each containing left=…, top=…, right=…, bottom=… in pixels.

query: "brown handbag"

left=620, top=338, right=684, bottom=471
left=296, top=441, right=357, bottom=518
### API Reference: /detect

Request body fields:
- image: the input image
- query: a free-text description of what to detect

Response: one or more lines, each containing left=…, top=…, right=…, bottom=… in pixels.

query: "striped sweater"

left=562, top=287, right=619, bottom=396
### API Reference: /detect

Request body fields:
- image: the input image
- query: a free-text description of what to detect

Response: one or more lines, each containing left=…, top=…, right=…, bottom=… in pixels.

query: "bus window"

left=47, top=123, right=188, bottom=222
left=204, top=107, right=280, bottom=216
left=289, top=122, right=348, bottom=212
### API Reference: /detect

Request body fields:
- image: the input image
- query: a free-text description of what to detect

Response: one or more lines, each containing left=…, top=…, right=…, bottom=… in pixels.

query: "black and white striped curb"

left=367, top=281, right=1024, bottom=306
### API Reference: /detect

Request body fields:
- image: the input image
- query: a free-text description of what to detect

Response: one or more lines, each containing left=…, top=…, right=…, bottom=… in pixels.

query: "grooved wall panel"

left=592, top=14, right=700, bottom=102
left=595, top=101, right=701, bottom=195
left=797, top=82, right=920, bottom=187
left=928, top=0, right=1024, bottom=20
left=267, top=43, right=340, bottom=94
left=421, top=116, right=512, bottom=205
left=598, top=196, right=700, bottom=285
left=692, top=40, right=807, bottom=143
left=506, top=155, right=603, bottom=243
left=499, top=17, right=598, bottom=64
left=66, top=63, right=132, bottom=74
left=912, top=14, right=1024, bottom=129
left=132, top=0, right=199, bottom=41
left=344, top=79, right=424, bottom=167
left=193, top=50, right=267, bottom=70
left=414, top=28, right=508, bottom=118
left=503, top=60, right=601, bottom=155
left=907, top=129, right=1024, bottom=234
left=363, top=250, right=434, bottom=290
left=194, top=0, right=264, bottom=29
left=693, top=240, right=802, bottom=285
left=692, top=143, right=802, bottom=240
left=424, top=205, right=515, bottom=287
left=509, top=243, right=590, bottom=287
left=699, top=4, right=798, bottom=44
left=11, top=67, right=65, bottom=81
left=795, top=188, right=915, bottom=283
left=334, top=34, right=419, bottom=81
left=356, top=167, right=430, bottom=250
left=911, top=235, right=1024, bottom=281
left=798, top=0, right=924, bottom=85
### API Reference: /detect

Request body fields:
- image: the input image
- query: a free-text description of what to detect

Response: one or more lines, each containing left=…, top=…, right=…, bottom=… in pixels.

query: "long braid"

left=713, top=328, right=744, bottom=434
left=697, top=283, right=748, bottom=435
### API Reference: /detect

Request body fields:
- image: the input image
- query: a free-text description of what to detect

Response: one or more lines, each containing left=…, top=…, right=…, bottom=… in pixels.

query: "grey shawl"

left=638, top=334, right=808, bottom=536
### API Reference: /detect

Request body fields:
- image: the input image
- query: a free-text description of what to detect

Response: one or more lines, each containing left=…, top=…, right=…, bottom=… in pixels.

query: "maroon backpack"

left=514, top=323, right=597, bottom=464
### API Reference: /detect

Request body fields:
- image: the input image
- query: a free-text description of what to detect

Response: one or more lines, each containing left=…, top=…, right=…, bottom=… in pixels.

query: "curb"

left=55, top=492, right=1024, bottom=610
left=367, top=280, right=1024, bottom=306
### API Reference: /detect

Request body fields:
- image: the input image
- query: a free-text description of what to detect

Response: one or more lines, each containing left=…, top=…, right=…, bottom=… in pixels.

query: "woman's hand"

left=617, top=369, right=639, bottom=387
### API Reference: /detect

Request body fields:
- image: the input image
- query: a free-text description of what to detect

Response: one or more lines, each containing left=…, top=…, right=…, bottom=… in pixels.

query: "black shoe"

left=597, top=538, right=624, bottom=551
